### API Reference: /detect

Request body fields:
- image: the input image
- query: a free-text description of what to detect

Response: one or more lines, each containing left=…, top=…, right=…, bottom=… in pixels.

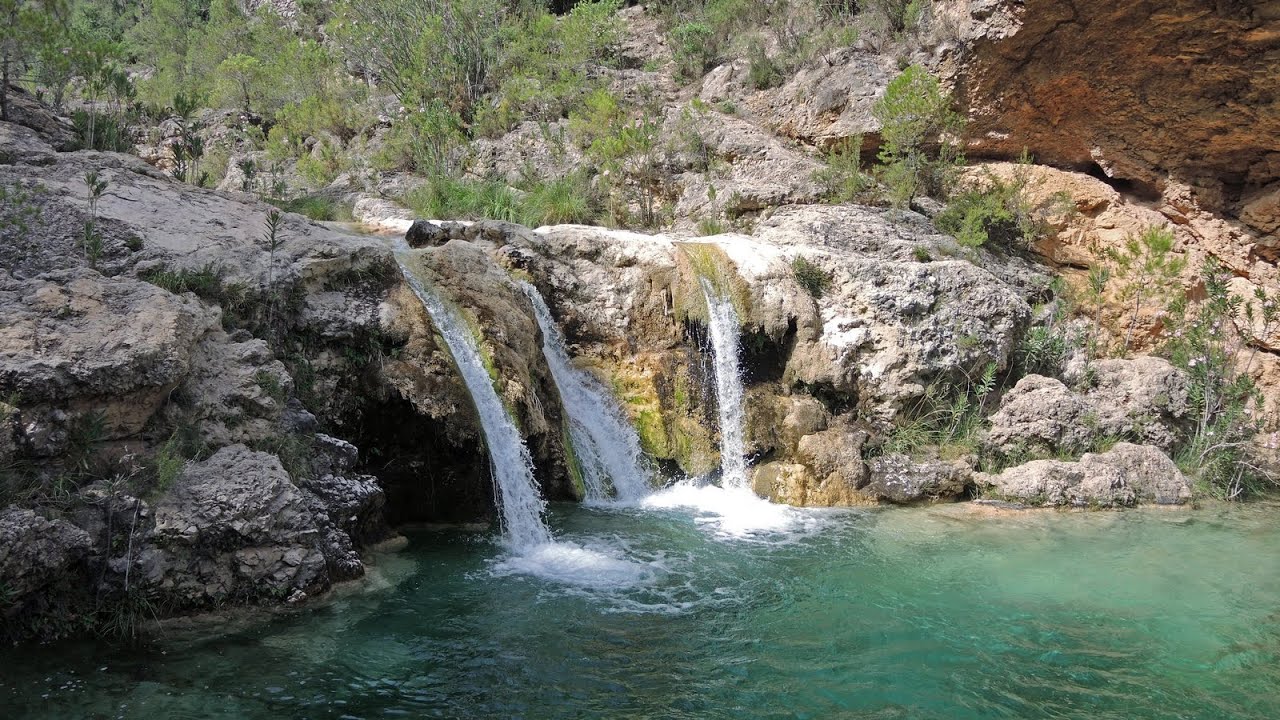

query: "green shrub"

left=671, top=22, right=715, bottom=81
left=935, top=168, right=1042, bottom=249
left=1108, top=226, right=1185, bottom=353
left=746, top=35, right=781, bottom=90
left=519, top=174, right=598, bottom=227
left=139, top=264, right=224, bottom=298
left=792, top=256, right=833, bottom=299
left=883, top=363, right=997, bottom=459
left=1165, top=260, right=1275, bottom=499
left=813, top=135, right=873, bottom=204
left=403, top=177, right=522, bottom=223
left=872, top=65, right=964, bottom=207
left=697, top=217, right=726, bottom=236
left=266, top=195, right=353, bottom=222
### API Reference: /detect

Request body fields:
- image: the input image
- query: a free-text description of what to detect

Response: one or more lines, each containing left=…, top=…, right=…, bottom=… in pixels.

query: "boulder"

left=986, top=375, right=1093, bottom=456
left=977, top=443, right=1192, bottom=507
left=150, top=445, right=365, bottom=607
left=987, top=357, right=1190, bottom=457
left=0, top=270, right=218, bottom=452
left=865, top=454, right=973, bottom=504
left=0, top=122, right=57, bottom=166
left=0, top=508, right=92, bottom=602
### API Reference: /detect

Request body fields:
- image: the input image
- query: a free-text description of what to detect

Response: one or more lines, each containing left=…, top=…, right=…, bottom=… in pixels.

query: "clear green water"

left=4, top=498, right=1279, bottom=719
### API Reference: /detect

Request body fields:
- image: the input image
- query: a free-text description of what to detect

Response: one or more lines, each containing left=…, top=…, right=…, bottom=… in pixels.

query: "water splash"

left=398, top=257, right=552, bottom=549
left=700, top=279, right=750, bottom=490
left=519, top=281, right=652, bottom=503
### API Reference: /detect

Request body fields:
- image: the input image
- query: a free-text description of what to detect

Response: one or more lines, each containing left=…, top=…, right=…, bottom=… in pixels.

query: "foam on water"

left=491, top=541, right=659, bottom=590
left=641, top=480, right=822, bottom=540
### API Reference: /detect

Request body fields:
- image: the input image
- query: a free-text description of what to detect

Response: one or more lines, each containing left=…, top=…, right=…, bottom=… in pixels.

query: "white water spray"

left=398, top=258, right=552, bottom=549
left=700, top=279, right=750, bottom=490
left=519, top=281, right=652, bottom=503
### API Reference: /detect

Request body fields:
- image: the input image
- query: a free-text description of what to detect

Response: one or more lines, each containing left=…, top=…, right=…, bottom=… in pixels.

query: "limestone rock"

left=987, top=357, right=1189, bottom=456
left=866, top=454, right=973, bottom=504
left=0, top=508, right=92, bottom=602
left=0, top=270, right=217, bottom=452
left=986, top=375, right=1093, bottom=456
left=978, top=443, right=1192, bottom=507
left=150, top=445, right=364, bottom=606
left=0, top=122, right=57, bottom=166
left=1, top=87, right=76, bottom=150
left=752, top=49, right=897, bottom=149
left=1086, top=357, right=1190, bottom=449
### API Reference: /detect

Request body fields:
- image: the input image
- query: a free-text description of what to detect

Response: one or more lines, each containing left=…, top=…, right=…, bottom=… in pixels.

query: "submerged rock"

left=977, top=443, right=1193, bottom=508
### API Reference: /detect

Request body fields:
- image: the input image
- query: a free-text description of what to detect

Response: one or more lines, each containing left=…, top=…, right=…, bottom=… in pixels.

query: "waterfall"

left=700, top=279, right=750, bottom=490
left=398, top=258, right=552, bottom=549
left=519, top=281, right=652, bottom=503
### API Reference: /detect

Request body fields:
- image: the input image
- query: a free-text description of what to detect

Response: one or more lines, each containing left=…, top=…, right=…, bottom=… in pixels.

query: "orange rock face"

left=955, top=0, right=1280, bottom=228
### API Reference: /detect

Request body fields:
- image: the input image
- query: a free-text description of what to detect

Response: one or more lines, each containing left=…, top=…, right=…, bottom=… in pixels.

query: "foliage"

left=745, top=35, right=781, bottom=89
left=151, top=433, right=187, bottom=494
left=1107, top=225, right=1185, bottom=353
left=332, top=0, right=507, bottom=116
left=791, top=256, right=832, bottom=299
left=569, top=90, right=665, bottom=227
left=519, top=173, right=598, bottom=227
left=0, top=0, right=69, bottom=120
left=266, top=195, right=354, bottom=222
left=403, top=176, right=522, bottom=223
left=81, top=169, right=108, bottom=268
left=697, top=217, right=726, bottom=236
left=671, top=21, right=715, bottom=81
left=872, top=64, right=964, bottom=207
left=1164, top=260, right=1275, bottom=499
left=883, top=362, right=997, bottom=459
left=812, top=135, right=873, bottom=204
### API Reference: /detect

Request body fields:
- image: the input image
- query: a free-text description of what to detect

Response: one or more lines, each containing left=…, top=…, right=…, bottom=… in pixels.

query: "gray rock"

left=986, top=375, right=1093, bottom=456
left=866, top=454, right=973, bottom=503
left=977, top=442, right=1192, bottom=507
left=0, top=122, right=57, bottom=166
left=1085, top=357, right=1189, bottom=449
left=0, top=508, right=92, bottom=601
left=987, top=357, right=1190, bottom=457
left=406, top=219, right=458, bottom=247
left=150, top=445, right=364, bottom=606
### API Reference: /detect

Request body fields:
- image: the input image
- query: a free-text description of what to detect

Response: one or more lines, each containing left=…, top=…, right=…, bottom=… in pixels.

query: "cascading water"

left=519, top=281, right=652, bottom=503
left=397, top=258, right=552, bottom=549
left=699, top=278, right=750, bottom=490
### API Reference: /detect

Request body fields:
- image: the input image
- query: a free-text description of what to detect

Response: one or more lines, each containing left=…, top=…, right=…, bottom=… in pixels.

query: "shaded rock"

left=1, top=86, right=76, bottom=150
left=150, top=445, right=363, bottom=607
left=0, top=508, right=92, bottom=602
left=977, top=443, right=1192, bottom=507
left=406, top=219, right=458, bottom=248
left=866, top=454, right=973, bottom=504
left=0, top=122, right=57, bottom=166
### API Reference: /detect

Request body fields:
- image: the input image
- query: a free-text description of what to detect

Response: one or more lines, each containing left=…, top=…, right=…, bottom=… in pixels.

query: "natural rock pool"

left=5, top=494, right=1278, bottom=719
